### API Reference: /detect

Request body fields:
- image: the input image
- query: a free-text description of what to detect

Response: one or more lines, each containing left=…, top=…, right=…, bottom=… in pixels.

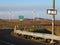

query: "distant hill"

left=0, top=18, right=60, bottom=25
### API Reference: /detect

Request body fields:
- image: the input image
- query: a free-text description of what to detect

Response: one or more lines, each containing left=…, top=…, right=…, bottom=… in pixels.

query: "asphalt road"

left=0, top=29, right=58, bottom=45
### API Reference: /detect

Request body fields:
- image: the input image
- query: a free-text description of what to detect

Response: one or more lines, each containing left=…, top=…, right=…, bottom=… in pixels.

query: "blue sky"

left=0, top=0, right=60, bottom=20
left=0, top=0, right=51, bottom=4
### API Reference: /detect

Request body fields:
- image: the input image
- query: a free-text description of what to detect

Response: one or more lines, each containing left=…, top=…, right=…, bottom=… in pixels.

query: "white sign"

left=47, top=9, right=57, bottom=15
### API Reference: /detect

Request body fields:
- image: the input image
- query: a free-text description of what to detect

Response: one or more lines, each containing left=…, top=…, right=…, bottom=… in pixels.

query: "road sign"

left=19, top=16, right=24, bottom=21
left=47, top=9, right=57, bottom=15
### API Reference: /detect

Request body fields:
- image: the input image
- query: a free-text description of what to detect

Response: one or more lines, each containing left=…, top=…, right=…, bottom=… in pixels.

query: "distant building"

left=33, top=17, right=48, bottom=21
left=34, top=17, right=40, bottom=21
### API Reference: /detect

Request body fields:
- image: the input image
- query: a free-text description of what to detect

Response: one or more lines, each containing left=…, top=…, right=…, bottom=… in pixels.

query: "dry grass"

left=0, top=19, right=60, bottom=35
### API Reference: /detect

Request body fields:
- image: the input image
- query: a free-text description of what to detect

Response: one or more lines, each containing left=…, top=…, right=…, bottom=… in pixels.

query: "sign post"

left=18, top=16, right=24, bottom=28
left=47, top=0, right=57, bottom=43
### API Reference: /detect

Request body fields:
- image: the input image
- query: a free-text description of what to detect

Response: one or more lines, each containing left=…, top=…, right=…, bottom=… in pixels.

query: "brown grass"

left=0, top=19, right=60, bottom=35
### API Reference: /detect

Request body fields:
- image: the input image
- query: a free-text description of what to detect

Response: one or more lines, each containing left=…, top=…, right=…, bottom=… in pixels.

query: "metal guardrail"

left=14, top=30, right=60, bottom=41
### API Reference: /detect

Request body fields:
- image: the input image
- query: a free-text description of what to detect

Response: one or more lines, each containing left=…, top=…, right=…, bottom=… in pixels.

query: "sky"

left=0, top=0, right=60, bottom=20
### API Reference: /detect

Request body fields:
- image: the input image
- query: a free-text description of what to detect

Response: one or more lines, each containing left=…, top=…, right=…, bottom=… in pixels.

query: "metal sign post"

left=47, top=0, right=57, bottom=43
left=51, top=0, right=55, bottom=43
left=19, top=16, right=24, bottom=28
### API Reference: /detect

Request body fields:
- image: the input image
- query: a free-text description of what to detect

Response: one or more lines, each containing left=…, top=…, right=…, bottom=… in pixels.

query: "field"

left=0, top=19, right=60, bottom=36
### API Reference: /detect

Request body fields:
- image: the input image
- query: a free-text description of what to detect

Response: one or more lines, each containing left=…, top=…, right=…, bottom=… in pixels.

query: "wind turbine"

left=32, top=9, right=36, bottom=21
left=8, top=9, right=11, bottom=22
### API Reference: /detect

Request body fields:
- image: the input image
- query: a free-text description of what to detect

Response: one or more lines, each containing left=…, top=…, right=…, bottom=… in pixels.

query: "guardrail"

left=14, top=30, right=60, bottom=41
